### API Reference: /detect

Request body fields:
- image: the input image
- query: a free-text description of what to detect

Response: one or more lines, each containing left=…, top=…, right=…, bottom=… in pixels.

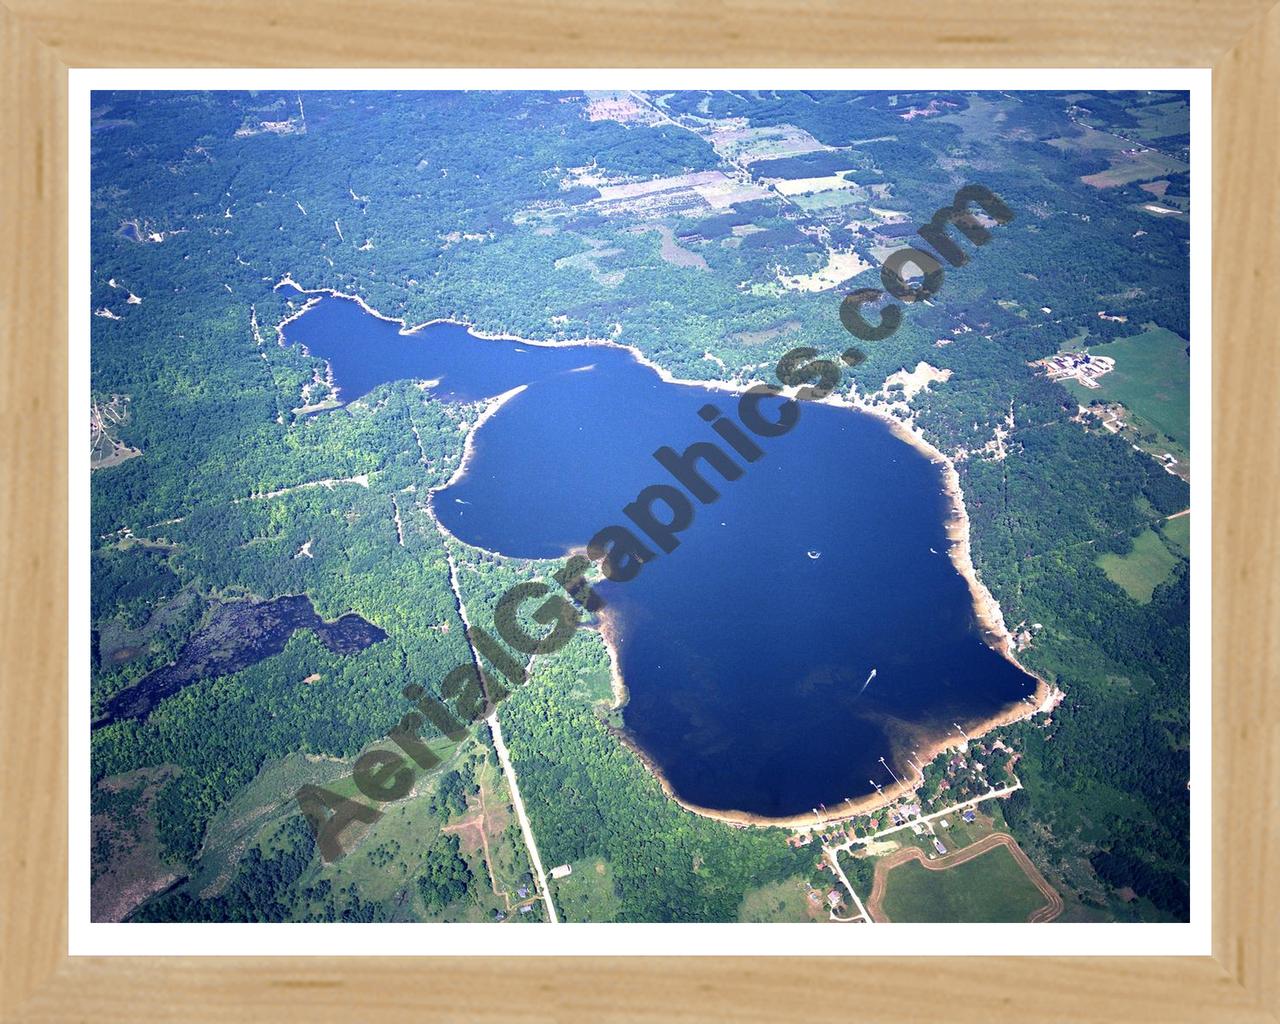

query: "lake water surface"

left=283, top=294, right=1037, bottom=818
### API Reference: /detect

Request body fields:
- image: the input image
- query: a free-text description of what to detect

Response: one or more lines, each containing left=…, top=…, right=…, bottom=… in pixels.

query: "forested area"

left=90, top=88, right=1191, bottom=922
left=501, top=631, right=814, bottom=921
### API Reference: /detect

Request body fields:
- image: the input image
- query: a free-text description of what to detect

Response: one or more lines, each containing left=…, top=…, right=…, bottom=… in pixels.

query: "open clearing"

left=1097, top=526, right=1181, bottom=603
left=776, top=250, right=872, bottom=292
left=936, top=95, right=1023, bottom=144
left=91, top=765, right=183, bottom=922
left=91, top=394, right=143, bottom=469
left=1161, top=512, right=1191, bottom=558
left=551, top=858, right=623, bottom=922
left=1066, top=326, right=1190, bottom=458
left=1122, top=96, right=1191, bottom=144
left=1081, top=149, right=1187, bottom=188
left=738, top=875, right=823, bottom=923
left=870, top=833, right=1061, bottom=923
left=1047, top=122, right=1187, bottom=188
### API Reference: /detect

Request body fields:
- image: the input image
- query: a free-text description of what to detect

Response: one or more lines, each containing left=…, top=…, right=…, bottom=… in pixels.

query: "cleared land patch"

left=629, top=223, right=708, bottom=270
left=870, top=833, right=1061, bottom=923
left=1161, top=512, right=1191, bottom=558
left=1122, top=96, right=1191, bottom=144
left=551, top=858, right=623, bottom=922
left=92, top=765, right=183, bottom=922
left=703, top=121, right=834, bottom=165
left=91, top=394, right=143, bottom=469
left=731, top=319, right=801, bottom=347
left=1046, top=123, right=1187, bottom=188
left=738, top=874, right=824, bottom=923
left=1066, top=326, right=1190, bottom=465
left=1097, top=526, right=1180, bottom=603
left=1082, top=149, right=1187, bottom=188
left=770, top=173, right=860, bottom=197
left=936, top=95, right=1024, bottom=144
left=776, top=250, right=873, bottom=292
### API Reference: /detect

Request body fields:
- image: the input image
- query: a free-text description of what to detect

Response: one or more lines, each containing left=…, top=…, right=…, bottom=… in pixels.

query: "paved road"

left=487, top=711, right=559, bottom=924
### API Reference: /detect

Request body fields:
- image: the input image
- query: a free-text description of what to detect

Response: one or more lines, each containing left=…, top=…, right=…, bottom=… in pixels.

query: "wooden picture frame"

left=2, top=2, right=1276, bottom=1018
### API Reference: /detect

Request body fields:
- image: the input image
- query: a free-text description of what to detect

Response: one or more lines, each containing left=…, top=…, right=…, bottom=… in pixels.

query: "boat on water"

left=806, top=550, right=821, bottom=560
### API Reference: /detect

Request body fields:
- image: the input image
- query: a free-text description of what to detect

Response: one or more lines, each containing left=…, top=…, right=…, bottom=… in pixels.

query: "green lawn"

left=881, top=844, right=1048, bottom=923
left=1096, top=526, right=1180, bottom=603
left=934, top=816, right=979, bottom=850
left=1068, top=327, right=1190, bottom=462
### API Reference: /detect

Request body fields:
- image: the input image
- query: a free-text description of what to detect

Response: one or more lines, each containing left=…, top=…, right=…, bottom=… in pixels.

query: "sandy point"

left=423, top=383, right=528, bottom=546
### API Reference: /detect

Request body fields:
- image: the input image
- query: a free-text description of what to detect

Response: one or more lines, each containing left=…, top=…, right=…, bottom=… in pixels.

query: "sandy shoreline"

left=591, top=608, right=630, bottom=711
left=836, top=388, right=1020, bottom=663
left=596, top=651, right=1054, bottom=831
left=578, top=383, right=1054, bottom=831
left=272, top=275, right=772, bottom=398
left=271, top=277, right=1054, bottom=831
left=437, top=384, right=527, bottom=491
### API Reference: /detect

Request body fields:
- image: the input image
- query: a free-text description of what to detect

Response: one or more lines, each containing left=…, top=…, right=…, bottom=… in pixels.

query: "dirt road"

left=486, top=711, right=559, bottom=924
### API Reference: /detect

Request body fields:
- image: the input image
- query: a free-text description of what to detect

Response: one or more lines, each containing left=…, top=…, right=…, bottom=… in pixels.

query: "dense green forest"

left=90, top=89, right=1191, bottom=923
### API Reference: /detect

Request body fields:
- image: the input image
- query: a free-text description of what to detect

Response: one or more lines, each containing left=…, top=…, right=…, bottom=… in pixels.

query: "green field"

left=552, top=858, right=623, bottom=922
left=1161, top=514, right=1191, bottom=558
left=1068, top=326, right=1191, bottom=463
left=738, top=875, right=821, bottom=922
left=1097, top=526, right=1181, bottom=603
left=881, top=844, right=1048, bottom=923
left=1123, top=97, right=1191, bottom=144
left=1081, top=149, right=1187, bottom=188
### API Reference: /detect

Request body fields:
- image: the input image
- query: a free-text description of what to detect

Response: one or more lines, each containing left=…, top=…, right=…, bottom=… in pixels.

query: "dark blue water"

left=284, top=295, right=1037, bottom=818
left=93, top=595, right=385, bottom=729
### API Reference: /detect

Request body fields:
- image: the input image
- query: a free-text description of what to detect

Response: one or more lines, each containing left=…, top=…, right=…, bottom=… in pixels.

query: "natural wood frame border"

left=2, top=4, right=1276, bottom=1019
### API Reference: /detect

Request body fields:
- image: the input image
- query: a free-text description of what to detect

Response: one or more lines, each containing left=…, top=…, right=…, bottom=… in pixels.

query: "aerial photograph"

left=88, top=88, right=1191, bottom=926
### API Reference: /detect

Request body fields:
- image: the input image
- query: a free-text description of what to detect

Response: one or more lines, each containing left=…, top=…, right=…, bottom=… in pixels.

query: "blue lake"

left=283, top=294, right=1038, bottom=819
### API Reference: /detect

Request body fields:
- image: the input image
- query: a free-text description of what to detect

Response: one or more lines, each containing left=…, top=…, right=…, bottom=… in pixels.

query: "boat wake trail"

left=857, top=667, right=878, bottom=697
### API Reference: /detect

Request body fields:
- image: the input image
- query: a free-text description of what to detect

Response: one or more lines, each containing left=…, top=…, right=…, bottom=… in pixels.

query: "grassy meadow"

left=881, top=844, right=1049, bottom=923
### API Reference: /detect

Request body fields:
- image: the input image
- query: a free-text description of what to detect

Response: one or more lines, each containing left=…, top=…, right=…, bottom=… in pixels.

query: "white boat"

left=807, top=550, right=821, bottom=560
